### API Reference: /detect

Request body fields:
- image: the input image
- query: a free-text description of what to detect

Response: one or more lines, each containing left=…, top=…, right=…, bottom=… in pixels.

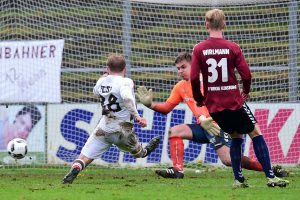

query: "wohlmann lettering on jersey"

left=0, top=44, right=57, bottom=59
left=202, top=49, right=229, bottom=55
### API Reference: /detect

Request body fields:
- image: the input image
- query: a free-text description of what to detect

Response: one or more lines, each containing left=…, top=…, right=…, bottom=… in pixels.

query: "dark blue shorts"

left=187, top=124, right=231, bottom=150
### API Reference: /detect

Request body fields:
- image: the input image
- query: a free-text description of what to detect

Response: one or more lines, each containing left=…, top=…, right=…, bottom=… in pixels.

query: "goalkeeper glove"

left=136, top=86, right=153, bottom=108
left=199, top=116, right=221, bottom=136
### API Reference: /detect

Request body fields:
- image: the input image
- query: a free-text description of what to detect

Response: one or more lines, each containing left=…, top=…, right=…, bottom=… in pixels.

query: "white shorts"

left=81, top=122, right=143, bottom=159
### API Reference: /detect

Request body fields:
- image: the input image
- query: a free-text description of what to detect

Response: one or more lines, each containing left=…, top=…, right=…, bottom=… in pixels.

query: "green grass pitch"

left=0, top=166, right=299, bottom=200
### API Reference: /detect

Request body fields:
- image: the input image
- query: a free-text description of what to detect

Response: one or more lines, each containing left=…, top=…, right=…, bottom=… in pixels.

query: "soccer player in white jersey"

left=62, top=54, right=160, bottom=184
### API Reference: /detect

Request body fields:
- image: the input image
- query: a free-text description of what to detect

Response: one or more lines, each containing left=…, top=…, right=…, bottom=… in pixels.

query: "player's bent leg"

left=169, top=124, right=194, bottom=140
left=62, top=166, right=81, bottom=184
left=129, top=135, right=160, bottom=158
left=62, top=155, right=93, bottom=184
left=216, top=145, right=231, bottom=167
left=168, top=136, right=184, bottom=171
left=155, top=124, right=193, bottom=179
left=169, top=124, right=194, bottom=170
left=116, top=122, right=160, bottom=158
left=62, top=132, right=109, bottom=184
left=155, top=137, right=184, bottom=178
left=142, top=136, right=160, bottom=158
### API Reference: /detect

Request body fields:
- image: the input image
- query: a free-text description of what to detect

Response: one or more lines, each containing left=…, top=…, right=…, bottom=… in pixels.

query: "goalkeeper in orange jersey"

left=136, top=52, right=288, bottom=179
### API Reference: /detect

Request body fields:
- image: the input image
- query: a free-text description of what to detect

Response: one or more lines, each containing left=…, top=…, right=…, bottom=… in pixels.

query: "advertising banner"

left=47, top=103, right=300, bottom=166
left=0, top=40, right=64, bottom=103
left=0, top=105, right=45, bottom=164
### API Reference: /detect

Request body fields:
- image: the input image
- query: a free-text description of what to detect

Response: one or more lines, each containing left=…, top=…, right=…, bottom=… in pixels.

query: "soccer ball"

left=7, top=138, right=28, bottom=159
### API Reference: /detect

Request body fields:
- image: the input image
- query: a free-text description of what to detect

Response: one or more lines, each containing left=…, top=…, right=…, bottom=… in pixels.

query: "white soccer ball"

left=7, top=138, right=28, bottom=159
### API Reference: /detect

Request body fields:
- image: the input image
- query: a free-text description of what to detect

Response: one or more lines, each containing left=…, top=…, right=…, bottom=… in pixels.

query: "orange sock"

left=169, top=137, right=184, bottom=171
left=241, top=156, right=263, bottom=171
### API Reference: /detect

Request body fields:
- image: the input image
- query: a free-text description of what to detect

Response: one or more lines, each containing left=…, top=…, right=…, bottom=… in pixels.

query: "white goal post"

left=0, top=0, right=299, bottom=168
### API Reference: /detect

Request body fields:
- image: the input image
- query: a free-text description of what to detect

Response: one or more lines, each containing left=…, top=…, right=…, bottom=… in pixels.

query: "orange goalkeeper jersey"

left=166, top=80, right=211, bottom=122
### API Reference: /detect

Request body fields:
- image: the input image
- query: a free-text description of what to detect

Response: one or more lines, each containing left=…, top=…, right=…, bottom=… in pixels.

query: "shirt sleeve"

left=166, top=83, right=183, bottom=105
left=93, top=77, right=105, bottom=96
left=152, top=102, right=177, bottom=115
left=190, top=45, right=204, bottom=103
left=120, top=78, right=140, bottom=119
left=235, top=46, right=252, bottom=94
left=120, top=78, right=135, bottom=102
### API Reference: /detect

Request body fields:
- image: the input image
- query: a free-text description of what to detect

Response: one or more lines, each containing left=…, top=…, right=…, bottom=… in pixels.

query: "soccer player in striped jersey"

left=62, top=54, right=160, bottom=184
left=136, top=52, right=287, bottom=179
left=190, top=9, right=289, bottom=188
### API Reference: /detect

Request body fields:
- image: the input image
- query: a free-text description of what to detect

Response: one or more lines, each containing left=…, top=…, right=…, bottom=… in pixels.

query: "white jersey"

left=93, top=75, right=136, bottom=133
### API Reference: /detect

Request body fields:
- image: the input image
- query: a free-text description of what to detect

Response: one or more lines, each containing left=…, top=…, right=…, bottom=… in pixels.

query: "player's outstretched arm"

left=136, top=85, right=177, bottom=115
left=136, top=86, right=153, bottom=108
left=121, top=81, right=147, bottom=127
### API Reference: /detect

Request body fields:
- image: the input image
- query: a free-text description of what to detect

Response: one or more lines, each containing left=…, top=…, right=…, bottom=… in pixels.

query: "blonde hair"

left=107, top=54, right=126, bottom=72
left=205, top=9, right=225, bottom=31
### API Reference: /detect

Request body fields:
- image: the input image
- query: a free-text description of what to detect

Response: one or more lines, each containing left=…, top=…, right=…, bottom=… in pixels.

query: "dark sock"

left=230, top=138, right=244, bottom=182
left=252, top=135, right=275, bottom=178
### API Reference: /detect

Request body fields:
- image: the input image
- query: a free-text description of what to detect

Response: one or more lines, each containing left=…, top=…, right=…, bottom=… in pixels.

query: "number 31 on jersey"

left=206, top=58, right=228, bottom=83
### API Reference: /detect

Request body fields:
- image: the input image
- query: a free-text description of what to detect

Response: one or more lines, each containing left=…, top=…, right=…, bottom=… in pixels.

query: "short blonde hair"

left=107, top=54, right=126, bottom=72
left=205, top=9, right=225, bottom=31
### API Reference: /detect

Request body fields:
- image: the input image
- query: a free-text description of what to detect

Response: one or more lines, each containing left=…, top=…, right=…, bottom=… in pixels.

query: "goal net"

left=0, top=0, right=299, bottom=168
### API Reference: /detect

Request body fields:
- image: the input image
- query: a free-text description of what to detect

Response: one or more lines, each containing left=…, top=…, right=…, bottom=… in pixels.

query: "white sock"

left=72, top=159, right=85, bottom=170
